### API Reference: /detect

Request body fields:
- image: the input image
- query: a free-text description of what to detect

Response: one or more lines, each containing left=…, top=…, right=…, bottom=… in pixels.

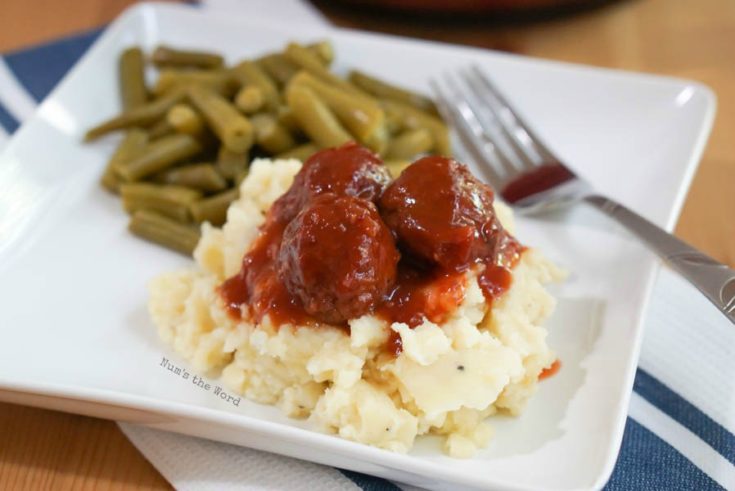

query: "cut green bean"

left=276, top=142, right=318, bottom=161
left=115, top=133, right=202, bottom=181
left=148, top=118, right=175, bottom=139
left=234, top=85, right=265, bottom=114
left=385, top=128, right=433, bottom=160
left=286, top=84, right=351, bottom=149
left=251, top=113, right=297, bottom=155
left=100, top=129, right=149, bottom=192
left=231, top=60, right=279, bottom=111
left=167, top=103, right=204, bottom=136
left=307, top=40, right=334, bottom=66
left=349, top=70, right=438, bottom=115
left=284, top=43, right=362, bottom=96
left=153, top=163, right=228, bottom=193
left=190, top=188, right=239, bottom=226
left=129, top=209, right=201, bottom=255
left=121, top=183, right=202, bottom=222
left=257, top=53, right=299, bottom=86
left=153, top=69, right=237, bottom=97
left=381, top=100, right=451, bottom=156
left=151, top=45, right=224, bottom=70
left=216, top=146, right=249, bottom=182
left=276, top=106, right=301, bottom=134
left=289, top=71, right=385, bottom=149
left=384, top=103, right=405, bottom=135
left=187, top=85, right=254, bottom=154
left=119, top=47, right=147, bottom=110
left=85, top=87, right=186, bottom=141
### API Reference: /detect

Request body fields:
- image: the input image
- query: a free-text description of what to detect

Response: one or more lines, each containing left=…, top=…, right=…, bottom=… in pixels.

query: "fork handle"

left=585, top=195, right=735, bottom=325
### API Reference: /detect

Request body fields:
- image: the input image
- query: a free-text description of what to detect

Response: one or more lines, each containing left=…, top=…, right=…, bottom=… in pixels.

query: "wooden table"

left=0, top=0, right=732, bottom=488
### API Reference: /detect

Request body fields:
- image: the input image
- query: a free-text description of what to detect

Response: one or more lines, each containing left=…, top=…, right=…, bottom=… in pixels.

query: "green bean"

left=115, top=133, right=202, bottom=181
left=129, top=210, right=201, bottom=255
left=167, top=103, right=204, bottom=136
left=286, top=84, right=352, bottom=149
left=85, top=87, right=186, bottom=141
left=119, top=47, right=147, bottom=110
left=307, top=40, right=334, bottom=66
left=121, top=183, right=202, bottom=222
left=276, top=106, right=301, bottom=134
left=257, top=53, right=299, bottom=86
left=276, top=142, right=318, bottom=161
left=100, top=129, right=149, bottom=192
left=349, top=70, right=438, bottom=115
left=385, top=160, right=412, bottom=179
left=384, top=103, right=405, bottom=135
left=234, top=85, right=264, bottom=114
left=385, top=128, right=433, bottom=160
left=187, top=85, right=254, bottom=154
left=153, top=163, right=228, bottom=193
left=285, top=43, right=363, bottom=97
left=251, top=113, right=296, bottom=155
left=289, top=71, right=385, bottom=149
left=231, top=61, right=279, bottom=111
left=153, top=69, right=237, bottom=97
left=190, top=188, right=239, bottom=226
left=151, top=45, right=224, bottom=70
left=381, top=100, right=451, bottom=156
left=216, top=146, right=249, bottom=182
left=148, top=118, right=175, bottom=139
left=364, top=125, right=389, bottom=156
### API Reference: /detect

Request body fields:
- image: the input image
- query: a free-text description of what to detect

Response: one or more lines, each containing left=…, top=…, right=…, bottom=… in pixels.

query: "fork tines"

left=430, top=66, right=558, bottom=190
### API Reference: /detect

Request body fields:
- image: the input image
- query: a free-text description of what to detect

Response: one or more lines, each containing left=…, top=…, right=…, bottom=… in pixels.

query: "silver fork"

left=431, top=66, right=735, bottom=325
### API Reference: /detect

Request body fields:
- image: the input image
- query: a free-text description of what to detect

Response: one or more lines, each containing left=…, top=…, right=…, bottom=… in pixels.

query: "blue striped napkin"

left=1, top=8, right=733, bottom=490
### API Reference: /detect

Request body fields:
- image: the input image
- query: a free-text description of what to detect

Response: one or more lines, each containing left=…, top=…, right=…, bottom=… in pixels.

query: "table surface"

left=1, top=0, right=733, bottom=488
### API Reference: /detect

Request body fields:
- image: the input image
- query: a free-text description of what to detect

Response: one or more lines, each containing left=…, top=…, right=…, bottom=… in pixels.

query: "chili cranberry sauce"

left=219, top=142, right=525, bottom=343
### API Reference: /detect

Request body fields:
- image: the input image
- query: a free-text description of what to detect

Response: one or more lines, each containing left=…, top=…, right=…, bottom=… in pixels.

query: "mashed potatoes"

left=149, top=158, right=564, bottom=457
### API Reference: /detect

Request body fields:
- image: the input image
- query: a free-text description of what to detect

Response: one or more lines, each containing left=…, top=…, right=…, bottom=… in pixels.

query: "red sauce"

left=218, top=145, right=526, bottom=353
left=478, top=264, right=513, bottom=306
left=219, top=218, right=314, bottom=326
left=539, top=359, right=561, bottom=380
left=386, top=329, right=403, bottom=357
left=501, top=163, right=575, bottom=204
left=378, top=266, right=467, bottom=328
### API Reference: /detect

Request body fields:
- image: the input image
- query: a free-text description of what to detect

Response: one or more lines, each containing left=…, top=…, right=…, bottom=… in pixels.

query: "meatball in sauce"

left=270, top=141, right=391, bottom=225
left=379, top=156, right=513, bottom=271
left=278, top=194, right=399, bottom=324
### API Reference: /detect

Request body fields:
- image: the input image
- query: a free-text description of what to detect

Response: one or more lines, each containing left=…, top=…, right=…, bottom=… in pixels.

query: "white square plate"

left=0, top=4, right=715, bottom=490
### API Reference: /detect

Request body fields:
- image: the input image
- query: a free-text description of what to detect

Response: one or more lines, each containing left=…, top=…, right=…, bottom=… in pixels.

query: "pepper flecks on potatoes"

left=270, top=142, right=391, bottom=224
left=277, top=194, right=399, bottom=324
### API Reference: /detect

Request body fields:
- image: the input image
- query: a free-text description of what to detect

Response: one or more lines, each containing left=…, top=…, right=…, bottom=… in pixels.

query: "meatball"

left=277, top=194, right=399, bottom=324
left=379, top=156, right=504, bottom=271
left=271, top=142, right=391, bottom=224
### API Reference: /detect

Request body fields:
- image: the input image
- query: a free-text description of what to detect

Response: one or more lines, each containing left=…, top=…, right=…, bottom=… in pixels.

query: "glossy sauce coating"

left=219, top=219, right=314, bottom=326
left=379, top=156, right=506, bottom=271
left=270, top=141, right=391, bottom=224
left=278, top=194, right=399, bottom=324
